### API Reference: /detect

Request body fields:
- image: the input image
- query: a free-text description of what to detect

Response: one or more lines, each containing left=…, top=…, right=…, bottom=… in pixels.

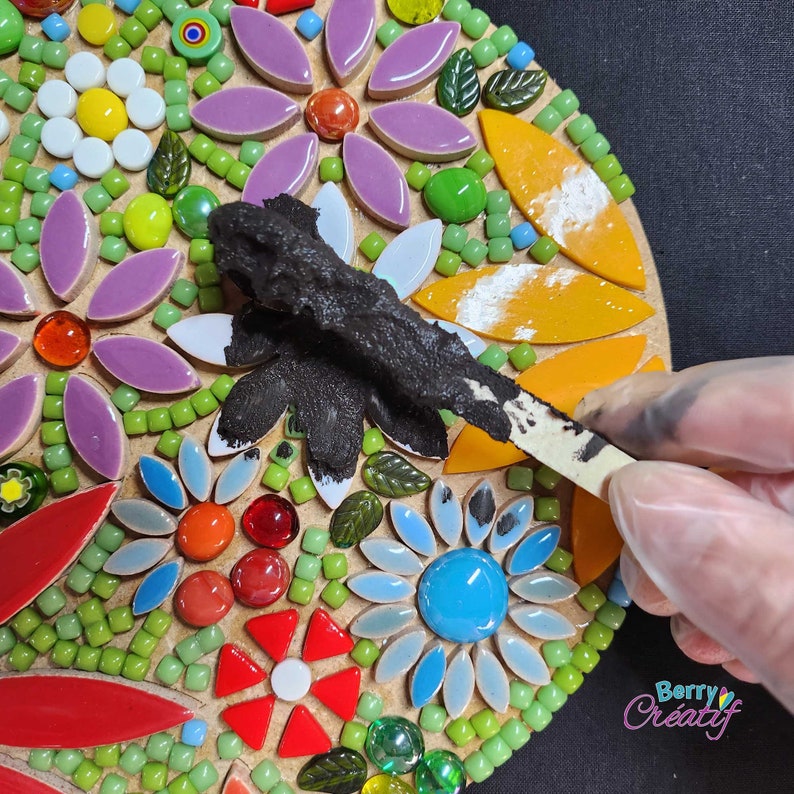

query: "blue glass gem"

left=139, top=454, right=187, bottom=511
left=132, top=559, right=183, bottom=615
left=417, top=548, right=507, bottom=643
left=365, top=716, right=425, bottom=775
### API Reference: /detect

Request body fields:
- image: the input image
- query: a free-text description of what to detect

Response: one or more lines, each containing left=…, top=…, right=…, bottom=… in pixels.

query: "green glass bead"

left=175, top=635, right=203, bottom=665
left=51, top=638, right=78, bottom=667
left=189, top=237, right=214, bottom=263
left=75, top=592, right=105, bottom=623
left=553, top=663, right=585, bottom=694
left=190, top=388, right=219, bottom=416
left=322, top=552, right=348, bottom=580
left=461, top=7, right=489, bottom=38
left=506, top=465, right=533, bottom=492
left=535, top=464, right=562, bottom=490
left=0, top=626, right=14, bottom=654
left=147, top=732, right=175, bottom=762
left=110, top=386, right=140, bottom=413
left=122, top=652, right=150, bottom=681
left=91, top=570, right=121, bottom=599
left=418, top=704, right=446, bottom=733
left=14, top=217, right=39, bottom=247
left=156, top=429, right=183, bottom=458
left=542, top=639, right=572, bottom=668
left=18, top=62, right=46, bottom=91
left=17, top=113, right=42, bottom=142
left=350, top=638, right=379, bottom=667
left=262, top=462, right=289, bottom=491
left=74, top=645, right=101, bottom=672
left=424, top=167, right=487, bottom=223
left=521, top=701, right=552, bottom=731
left=28, top=623, right=57, bottom=653
left=534, top=496, right=560, bottom=521
left=4, top=83, right=33, bottom=112
left=194, top=71, right=221, bottom=98
left=197, top=623, right=224, bottom=653
left=79, top=542, right=109, bottom=572
left=580, top=132, right=611, bottom=163
left=509, top=680, right=534, bottom=710
left=194, top=261, right=220, bottom=287
left=320, top=580, right=349, bottom=609
left=11, top=606, right=41, bottom=638
left=141, top=761, right=168, bottom=790
left=9, top=242, right=38, bottom=271
left=302, top=527, right=329, bottom=554
left=188, top=760, right=218, bottom=791
left=170, top=277, right=199, bottom=307
left=18, top=34, right=44, bottom=62
left=376, top=18, right=403, bottom=48
left=485, top=212, right=511, bottom=238
left=508, top=341, right=536, bottom=371
left=29, top=749, right=56, bottom=772
left=434, top=249, right=462, bottom=277
left=98, top=211, right=123, bottom=237
left=172, top=186, right=220, bottom=239
left=593, top=153, right=623, bottom=182
left=55, top=750, right=84, bottom=776
left=66, top=563, right=95, bottom=594
left=314, top=156, right=343, bottom=184
left=55, top=613, right=82, bottom=640
left=583, top=621, right=614, bottom=650
left=206, top=148, right=233, bottom=178
left=490, top=24, right=518, bottom=55
left=98, top=646, right=126, bottom=675
left=480, top=736, right=511, bottom=767
left=85, top=618, right=113, bottom=647
left=99, top=773, right=127, bottom=794
left=550, top=88, right=580, bottom=118
left=287, top=577, right=314, bottom=605
left=0, top=180, right=22, bottom=203
left=251, top=759, right=281, bottom=792
left=2, top=156, right=27, bottom=183
left=119, top=17, right=148, bottom=48
left=36, top=584, right=66, bottom=616
left=120, top=744, right=148, bottom=775
left=470, top=708, right=500, bottom=740
left=101, top=168, right=130, bottom=199
left=339, top=721, right=367, bottom=752
left=198, top=285, right=224, bottom=312
left=207, top=51, right=234, bottom=83
left=471, top=38, right=498, bottom=68
left=108, top=605, right=135, bottom=634
left=142, top=45, right=166, bottom=73
left=123, top=410, right=147, bottom=436
left=566, top=114, right=597, bottom=145
left=208, top=0, right=233, bottom=24
left=6, top=644, right=35, bottom=672
left=0, top=224, right=16, bottom=251
left=170, top=400, right=197, bottom=428
left=442, top=0, right=470, bottom=22
left=40, top=41, right=67, bottom=69
left=189, top=133, right=216, bottom=163
left=152, top=302, right=182, bottom=330
left=294, top=553, right=321, bottom=581
left=50, top=466, right=79, bottom=494
left=545, top=546, right=573, bottom=573
left=40, top=419, right=67, bottom=446
left=166, top=103, right=192, bottom=132
left=156, top=654, right=185, bottom=685
left=607, top=173, right=636, bottom=202
left=145, top=408, right=171, bottom=434
left=216, top=730, right=243, bottom=759
left=72, top=758, right=102, bottom=791
left=30, top=191, right=55, bottom=217
left=95, top=744, right=121, bottom=768
left=42, top=442, right=72, bottom=471
left=596, top=600, right=626, bottom=630
left=361, top=427, right=385, bottom=455
left=459, top=237, right=488, bottom=266
left=536, top=682, right=568, bottom=713
left=404, top=160, right=430, bottom=190
left=103, top=34, right=133, bottom=61
left=465, top=149, right=494, bottom=177
left=355, top=691, right=383, bottom=723
left=529, top=235, right=559, bottom=264
left=441, top=223, right=467, bottom=252
left=135, top=0, right=164, bottom=30
left=577, top=582, right=607, bottom=612
left=571, top=641, right=600, bottom=673
left=289, top=475, right=317, bottom=504
left=10, top=134, right=38, bottom=163
left=532, top=105, right=563, bottom=134
left=0, top=200, right=20, bottom=225
left=477, top=343, right=508, bottom=371
left=463, top=751, right=493, bottom=783
left=129, top=628, right=158, bottom=658
left=359, top=231, right=386, bottom=260
left=445, top=717, right=475, bottom=747
left=163, top=54, right=188, bottom=79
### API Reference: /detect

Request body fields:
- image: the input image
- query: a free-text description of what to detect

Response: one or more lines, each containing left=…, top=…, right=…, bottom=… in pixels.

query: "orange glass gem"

left=32, top=310, right=91, bottom=367
left=305, top=88, right=359, bottom=142
left=177, top=502, right=235, bottom=561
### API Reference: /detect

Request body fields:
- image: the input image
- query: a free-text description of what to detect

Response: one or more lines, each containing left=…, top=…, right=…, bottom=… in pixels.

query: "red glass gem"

left=242, top=495, right=299, bottom=549
left=310, top=666, right=361, bottom=721
left=266, top=0, right=315, bottom=14
left=221, top=694, right=276, bottom=751
left=174, top=570, right=234, bottom=627
left=215, top=643, right=267, bottom=698
left=246, top=608, right=298, bottom=662
left=177, top=502, right=235, bottom=562
left=302, top=608, right=354, bottom=663
left=0, top=482, right=119, bottom=625
left=230, top=548, right=290, bottom=607
left=278, top=705, right=331, bottom=758
left=305, top=88, right=360, bottom=142
left=32, top=310, right=91, bottom=367
left=11, top=0, right=77, bottom=19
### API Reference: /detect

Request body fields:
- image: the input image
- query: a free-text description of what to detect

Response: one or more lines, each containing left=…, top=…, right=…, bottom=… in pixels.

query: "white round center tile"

left=73, top=137, right=114, bottom=179
left=41, top=117, right=83, bottom=159
left=112, top=128, right=154, bottom=172
left=64, top=52, right=106, bottom=93
left=270, top=658, right=312, bottom=702
left=107, top=58, right=145, bottom=98
left=125, top=87, right=166, bottom=130
left=36, top=80, right=78, bottom=119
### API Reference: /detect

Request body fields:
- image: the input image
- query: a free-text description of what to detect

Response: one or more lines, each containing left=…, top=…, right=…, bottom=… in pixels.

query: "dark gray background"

left=473, top=1, right=794, bottom=792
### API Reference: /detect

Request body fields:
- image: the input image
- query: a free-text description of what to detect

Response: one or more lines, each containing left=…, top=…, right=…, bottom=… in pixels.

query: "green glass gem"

left=147, top=130, right=191, bottom=198
left=296, top=747, right=367, bottom=794
left=445, top=717, right=475, bottom=747
left=359, top=231, right=386, bottom=261
left=571, top=641, right=600, bottom=673
left=362, top=451, right=431, bottom=497
left=376, top=19, right=403, bottom=48
left=172, top=185, right=220, bottom=239
left=545, top=545, right=573, bottom=573
left=521, top=701, right=552, bottom=731
left=320, top=580, right=349, bottom=609
left=0, top=461, right=48, bottom=521
left=251, top=759, right=281, bottom=791
left=302, top=527, right=329, bottom=554
left=287, top=576, right=314, bottom=605
left=171, top=8, right=222, bottom=65
left=365, top=716, right=424, bottom=775
left=577, top=582, right=607, bottom=612
left=550, top=88, right=580, bottom=118
left=330, top=490, right=383, bottom=548
left=460, top=7, right=489, bottom=38
left=529, top=234, right=559, bottom=264
left=434, top=249, right=462, bottom=277
left=423, top=167, right=487, bottom=223
left=350, top=638, right=379, bottom=668
left=463, top=751, right=493, bottom=784
left=436, top=48, right=480, bottom=117
left=0, top=1, right=23, bottom=57
left=566, top=114, right=597, bottom=145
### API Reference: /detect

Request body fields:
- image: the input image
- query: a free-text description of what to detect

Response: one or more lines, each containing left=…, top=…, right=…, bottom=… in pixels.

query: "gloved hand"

left=576, top=357, right=794, bottom=712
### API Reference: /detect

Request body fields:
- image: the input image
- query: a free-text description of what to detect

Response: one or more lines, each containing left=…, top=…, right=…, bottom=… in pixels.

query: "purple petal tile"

left=369, top=101, right=477, bottom=162
left=39, top=190, right=99, bottom=302
left=87, top=249, right=185, bottom=323
left=325, top=0, right=377, bottom=86
left=0, top=256, right=40, bottom=318
left=0, top=330, right=28, bottom=373
left=191, top=86, right=301, bottom=142
left=368, top=21, right=460, bottom=99
left=64, top=374, right=129, bottom=480
left=241, top=132, right=318, bottom=206
left=93, top=335, right=201, bottom=394
left=0, top=373, right=45, bottom=461
left=231, top=7, right=313, bottom=94
left=342, top=133, right=410, bottom=229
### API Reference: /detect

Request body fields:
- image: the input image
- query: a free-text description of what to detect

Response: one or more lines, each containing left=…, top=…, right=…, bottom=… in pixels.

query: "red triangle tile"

left=247, top=609, right=298, bottom=662
left=301, top=609, right=354, bottom=663
left=215, top=644, right=267, bottom=698
left=310, top=666, right=361, bottom=721
left=221, top=695, right=276, bottom=751
left=278, top=705, right=332, bottom=758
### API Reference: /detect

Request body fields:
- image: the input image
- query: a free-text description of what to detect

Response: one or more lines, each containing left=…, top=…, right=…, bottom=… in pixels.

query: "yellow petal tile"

left=444, top=335, right=647, bottom=474
left=571, top=485, right=623, bottom=586
left=479, top=109, right=645, bottom=290
left=413, top=262, right=654, bottom=344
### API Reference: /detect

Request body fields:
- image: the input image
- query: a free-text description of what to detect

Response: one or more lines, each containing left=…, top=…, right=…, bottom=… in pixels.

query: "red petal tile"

left=215, top=644, right=268, bottom=698
left=302, top=609, right=354, bottom=663
left=310, top=666, right=361, bottom=721
left=247, top=608, right=298, bottom=662
left=0, top=754, right=70, bottom=794
left=266, top=0, right=315, bottom=13
left=222, top=760, right=258, bottom=794
left=0, top=673, right=194, bottom=748
left=278, top=705, right=331, bottom=758
left=0, top=482, right=119, bottom=625
left=221, top=695, right=276, bottom=750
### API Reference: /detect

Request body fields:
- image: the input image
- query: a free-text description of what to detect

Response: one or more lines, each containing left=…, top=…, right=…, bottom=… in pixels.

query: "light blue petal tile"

left=509, top=604, right=576, bottom=641
left=510, top=571, right=579, bottom=604
left=473, top=642, right=510, bottom=713
left=429, top=478, right=462, bottom=547
left=346, top=571, right=416, bottom=603
left=360, top=537, right=425, bottom=576
left=374, top=628, right=426, bottom=684
left=505, top=524, right=561, bottom=574
left=464, top=479, right=496, bottom=546
left=390, top=501, right=436, bottom=557
left=487, top=495, right=534, bottom=553
left=178, top=435, right=214, bottom=502
left=111, top=498, right=177, bottom=536
left=496, top=630, right=551, bottom=686
left=215, top=448, right=261, bottom=504
left=350, top=603, right=417, bottom=639
left=104, top=538, right=172, bottom=576
left=443, top=648, right=474, bottom=719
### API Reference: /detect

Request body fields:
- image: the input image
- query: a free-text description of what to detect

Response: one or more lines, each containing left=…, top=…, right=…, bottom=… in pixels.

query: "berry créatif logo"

left=623, top=681, right=742, bottom=740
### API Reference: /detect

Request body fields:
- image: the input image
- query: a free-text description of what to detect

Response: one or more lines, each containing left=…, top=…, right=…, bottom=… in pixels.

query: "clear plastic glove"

left=575, top=356, right=794, bottom=712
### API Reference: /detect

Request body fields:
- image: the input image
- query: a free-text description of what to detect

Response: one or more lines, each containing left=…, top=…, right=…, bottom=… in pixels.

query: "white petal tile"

left=207, top=410, right=285, bottom=458
left=311, top=181, right=355, bottom=264
left=309, top=464, right=353, bottom=510
left=496, top=630, right=551, bottom=685
left=443, top=647, right=474, bottom=719
left=429, top=478, right=462, bottom=547
left=111, top=498, right=178, bottom=536
left=359, top=537, right=425, bottom=576
left=372, top=219, right=442, bottom=299
left=350, top=603, right=417, bottom=639
left=375, top=628, right=426, bottom=684
left=473, top=642, right=510, bottom=713
left=166, top=313, right=234, bottom=367
left=215, top=448, right=261, bottom=504
left=427, top=319, right=487, bottom=358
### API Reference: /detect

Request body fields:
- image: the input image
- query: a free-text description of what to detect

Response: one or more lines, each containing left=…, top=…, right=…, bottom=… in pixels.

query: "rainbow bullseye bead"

left=171, top=9, right=222, bottom=64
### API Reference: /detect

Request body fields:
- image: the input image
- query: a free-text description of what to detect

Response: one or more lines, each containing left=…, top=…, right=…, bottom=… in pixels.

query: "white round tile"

left=36, top=80, right=78, bottom=119
left=106, top=58, right=145, bottom=98
left=0, top=110, right=9, bottom=145
left=41, top=117, right=83, bottom=159
left=73, top=137, right=114, bottom=178
left=112, top=128, right=154, bottom=171
left=270, top=659, right=312, bottom=702
left=64, top=52, right=106, bottom=93
left=125, top=87, right=165, bottom=130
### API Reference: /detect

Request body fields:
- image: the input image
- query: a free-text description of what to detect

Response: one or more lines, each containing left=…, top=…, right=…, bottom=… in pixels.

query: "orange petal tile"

left=479, top=109, right=645, bottom=290
left=444, top=335, right=647, bottom=474
left=571, top=485, right=624, bottom=585
left=412, top=262, right=653, bottom=344
left=638, top=354, right=667, bottom=372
